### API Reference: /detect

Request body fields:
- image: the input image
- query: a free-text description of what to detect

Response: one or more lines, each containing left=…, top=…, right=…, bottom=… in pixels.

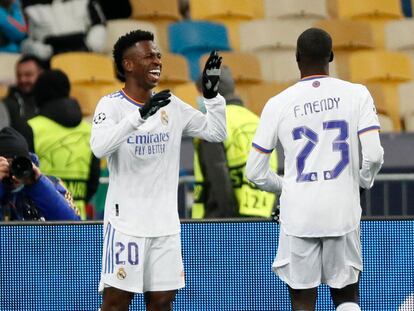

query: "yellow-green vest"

left=28, top=116, right=92, bottom=220
left=192, top=105, right=278, bottom=218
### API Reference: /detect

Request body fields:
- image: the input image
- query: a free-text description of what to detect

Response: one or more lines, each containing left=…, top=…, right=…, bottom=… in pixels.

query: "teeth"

left=149, top=69, right=160, bottom=74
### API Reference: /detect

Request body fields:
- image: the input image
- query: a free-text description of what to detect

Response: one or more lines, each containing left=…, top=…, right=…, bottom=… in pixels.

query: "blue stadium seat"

left=168, top=21, right=231, bottom=80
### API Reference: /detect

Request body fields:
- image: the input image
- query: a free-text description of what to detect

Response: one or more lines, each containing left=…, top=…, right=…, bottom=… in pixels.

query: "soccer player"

left=90, top=30, right=226, bottom=311
left=246, top=28, right=384, bottom=311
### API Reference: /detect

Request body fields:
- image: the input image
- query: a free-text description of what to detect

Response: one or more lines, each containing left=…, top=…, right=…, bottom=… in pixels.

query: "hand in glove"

left=139, top=89, right=171, bottom=120
left=202, top=50, right=222, bottom=99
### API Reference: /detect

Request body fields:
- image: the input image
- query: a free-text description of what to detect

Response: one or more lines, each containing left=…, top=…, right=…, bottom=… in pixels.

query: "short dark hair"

left=113, top=30, right=154, bottom=81
left=17, top=54, right=47, bottom=70
left=297, top=28, right=332, bottom=64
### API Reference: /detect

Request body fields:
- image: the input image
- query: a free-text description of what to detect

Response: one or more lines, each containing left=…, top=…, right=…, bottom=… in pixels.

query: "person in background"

left=246, top=28, right=384, bottom=311
left=0, top=126, right=80, bottom=221
left=192, top=66, right=277, bottom=218
left=0, top=0, right=26, bottom=52
left=24, top=69, right=100, bottom=220
left=2, top=54, right=45, bottom=148
left=21, top=0, right=106, bottom=60
left=90, top=30, right=225, bottom=311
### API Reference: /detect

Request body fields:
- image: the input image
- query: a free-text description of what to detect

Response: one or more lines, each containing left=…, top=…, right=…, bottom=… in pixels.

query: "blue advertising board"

left=0, top=220, right=413, bottom=310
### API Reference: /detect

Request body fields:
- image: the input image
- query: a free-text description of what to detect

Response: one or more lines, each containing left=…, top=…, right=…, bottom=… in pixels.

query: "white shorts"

left=98, top=223, right=185, bottom=293
left=273, top=226, right=362, bottom=290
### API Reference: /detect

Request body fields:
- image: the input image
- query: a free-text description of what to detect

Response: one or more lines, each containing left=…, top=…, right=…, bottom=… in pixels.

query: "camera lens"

left=10, top=156, right=35, bottom=180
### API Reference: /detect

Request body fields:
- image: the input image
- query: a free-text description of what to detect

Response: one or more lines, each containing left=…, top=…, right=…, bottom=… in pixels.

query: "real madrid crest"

left=117, top=267, right=127, bottom=280
left=160, top=110, right=169, bottom=125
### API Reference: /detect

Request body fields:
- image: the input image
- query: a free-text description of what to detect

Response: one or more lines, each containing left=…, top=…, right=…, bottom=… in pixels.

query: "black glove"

left=139, top=89, right=171, bottom=120
left=202, top=50, right=222, bottom=99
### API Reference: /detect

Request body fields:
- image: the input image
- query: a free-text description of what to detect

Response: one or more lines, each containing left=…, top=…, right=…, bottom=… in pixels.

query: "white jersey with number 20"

left=252, top=76, right=381, bottom=237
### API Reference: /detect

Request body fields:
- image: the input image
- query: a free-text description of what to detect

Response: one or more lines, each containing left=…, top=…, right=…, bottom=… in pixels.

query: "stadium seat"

left=189, top=0, right=256, bottom=49
left=348, top=51, right=412, bottom=83
left=315, top=19, right=376, bottom=80
left=156, top=53, right=191, bottom=90
left=170, top=82, right=199, bottom=110
left=199, top=51, right=262, bottom=83
left=398, top=81, right=414, bottom=126
left=366, top=82, right=403, bottom=131
left=378, top=114, right=394, bottom=132
left=104, top=19, right=159, bottom=55
left=403, top=113, right=414, bottom=131
left=237, top=82, right=290, bottom=116
left=239, top=19, right=315, bottom=82
left=129, top=0, right=181, bottom=52
left=168, top=21, right=231, bottom=80
left=0, top=53, right=20, bottom=85
left=51, top=52, right=117, bottom=84
left=264, top=0, right=328, bottom=20
left=71, top=83, right=123, bottom=116
left=384, top=19, right=414, bottom=75
left=328, top=0, right=403, bottom=47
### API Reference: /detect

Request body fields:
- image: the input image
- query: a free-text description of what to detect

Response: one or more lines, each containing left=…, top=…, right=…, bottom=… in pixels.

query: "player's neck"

left=300, top=65, right=329, bottom=79
left=123, top=81, right=152, bottom=103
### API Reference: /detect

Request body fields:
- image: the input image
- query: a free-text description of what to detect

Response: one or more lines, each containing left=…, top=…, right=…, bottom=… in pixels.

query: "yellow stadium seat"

left=264, top=0, right=328, bottom=20
left=328, top=0, right=402, bottom=47
left=349, top=51, right=412, bottom=83
left=130, top=0, right=181, bottom=52
left=71, top=83, right=123, bottom=116
left=315, top=19, right=376, bottom=80
left=159, top=53, right=190, bottom=88
left=170, top=82, right=199, bottom=110
left=0, top=53, right=20, bottom=85
left=199, top=51, right=262, bottom=83
left=51, top=52, right=116, bottom=84
left=328, top=0, right=402, bottom=19
left=366, top=82, right=402, bottom=131
left=238, top=82, right=290, bottom=116
left=252, top=0, right=265, bottom=18
left=104, top=19, right=159, bottom=55
left=190, top=0, right=256, bottom=50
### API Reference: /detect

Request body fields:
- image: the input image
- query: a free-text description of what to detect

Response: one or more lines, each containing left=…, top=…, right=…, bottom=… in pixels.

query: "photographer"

left=0, top=127, right=80, bottom=221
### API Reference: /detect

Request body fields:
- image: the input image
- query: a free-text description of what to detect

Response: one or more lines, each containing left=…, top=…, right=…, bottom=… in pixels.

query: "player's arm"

left=90, top=91, right=171, bottom=158
left=359, top=130, right=384, bottom=189
left=358, top=87, right=384, bottom=189
left=246, top=146, right=283, bottom=194
left=182, top=51, right=227, bottom=142
left=246, top=100, right=282, bottom=193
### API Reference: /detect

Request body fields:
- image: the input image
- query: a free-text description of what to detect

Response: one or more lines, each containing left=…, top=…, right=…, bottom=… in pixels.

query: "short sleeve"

left=358, top=87, right=381, bottom=135
left=252, top=99, right=279, bottom=154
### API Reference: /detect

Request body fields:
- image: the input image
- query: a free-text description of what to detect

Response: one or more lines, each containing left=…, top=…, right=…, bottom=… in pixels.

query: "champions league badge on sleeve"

left=93, top=112, right=106, bottom=124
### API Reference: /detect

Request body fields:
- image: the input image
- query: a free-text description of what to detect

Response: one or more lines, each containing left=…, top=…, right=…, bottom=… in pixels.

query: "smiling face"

left=122, top=40, right=162, bottom=91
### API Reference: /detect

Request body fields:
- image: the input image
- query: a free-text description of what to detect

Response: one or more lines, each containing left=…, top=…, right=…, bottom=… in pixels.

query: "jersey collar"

left=120, top=88, right=145, bottom=107
left=300, top=75, right=329, bottom=82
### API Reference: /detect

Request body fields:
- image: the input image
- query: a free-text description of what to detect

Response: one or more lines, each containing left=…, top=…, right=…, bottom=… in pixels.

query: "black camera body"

left=10, top=156, right=35, bottom=180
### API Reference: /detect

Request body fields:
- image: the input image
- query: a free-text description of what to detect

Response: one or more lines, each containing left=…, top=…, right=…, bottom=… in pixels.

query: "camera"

left=10, top=156, right=35, bottom=180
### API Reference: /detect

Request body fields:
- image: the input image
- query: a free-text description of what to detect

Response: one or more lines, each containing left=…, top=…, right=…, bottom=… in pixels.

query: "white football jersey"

left=90, top=90, right=226, bottom=237
left=252, top=76, right=380, bottom=237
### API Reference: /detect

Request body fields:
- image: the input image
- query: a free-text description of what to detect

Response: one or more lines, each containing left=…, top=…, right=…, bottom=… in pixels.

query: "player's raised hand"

left=202, top=50, right=222, bottom=99
left=139, top=89, right=171, bottom=120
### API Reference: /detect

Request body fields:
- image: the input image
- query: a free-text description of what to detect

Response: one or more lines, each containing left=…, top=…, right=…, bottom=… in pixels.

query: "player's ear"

left=329, top=51, right=334, bottom=63
left=123, top=58, right=133, bottom=74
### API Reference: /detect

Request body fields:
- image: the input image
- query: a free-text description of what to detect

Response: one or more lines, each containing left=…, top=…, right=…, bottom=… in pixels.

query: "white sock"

left=336, top=302, right=361, bottom=311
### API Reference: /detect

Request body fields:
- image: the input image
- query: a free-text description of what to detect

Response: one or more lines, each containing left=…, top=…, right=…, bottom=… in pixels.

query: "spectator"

left=21, top=0, right=106, bottom=60
left=25, top=69, right=100, bottom=220
left=0, top=102, right=9, bottom=128
left=2, top=54, right=45, bottom=147
left=192, top=66, right=278, bottom=218
left=0, top=0, right=27, bottom=52
left=0, top=126, right=80, bottom=221
left=97, top=0, right=131, bottom=20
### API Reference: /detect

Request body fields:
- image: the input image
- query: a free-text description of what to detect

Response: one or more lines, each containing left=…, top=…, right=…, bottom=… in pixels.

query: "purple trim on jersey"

left=120, top=90, right=145, bottom=108
left=358, top=125, right=381, bottom=135
left=299, top=75, right=329, bottom=82
left=252, top=142, right=273, bottom=154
